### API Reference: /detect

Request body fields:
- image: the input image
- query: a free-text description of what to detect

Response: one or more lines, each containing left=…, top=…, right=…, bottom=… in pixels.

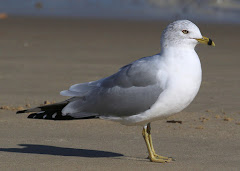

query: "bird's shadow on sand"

left=0, top=144, right=123, bottom=158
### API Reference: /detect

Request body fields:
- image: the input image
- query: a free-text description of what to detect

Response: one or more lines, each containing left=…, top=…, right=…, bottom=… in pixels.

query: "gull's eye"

left=182, top=30, right=189, bottom=34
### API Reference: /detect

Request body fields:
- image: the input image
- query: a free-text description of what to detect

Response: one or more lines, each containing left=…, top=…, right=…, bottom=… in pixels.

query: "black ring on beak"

left=208, top=39, right=213, bottom=45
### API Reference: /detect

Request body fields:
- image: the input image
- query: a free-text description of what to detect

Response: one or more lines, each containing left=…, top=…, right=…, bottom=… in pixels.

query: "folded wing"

left=62, top=56, right=163, bottom=117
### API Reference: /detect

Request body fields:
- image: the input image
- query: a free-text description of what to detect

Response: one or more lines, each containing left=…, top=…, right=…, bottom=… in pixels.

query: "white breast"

left=120, top=49, right=202, bottom=126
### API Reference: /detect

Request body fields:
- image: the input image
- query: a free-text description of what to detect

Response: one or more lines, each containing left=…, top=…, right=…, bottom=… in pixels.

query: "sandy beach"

left=0, top=17, right=240, bottom=170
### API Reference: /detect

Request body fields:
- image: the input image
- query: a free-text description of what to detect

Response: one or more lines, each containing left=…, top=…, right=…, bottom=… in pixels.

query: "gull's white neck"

left=160, top=46, right=201, bottom=77
left=161, top=45, right=196, bottom=56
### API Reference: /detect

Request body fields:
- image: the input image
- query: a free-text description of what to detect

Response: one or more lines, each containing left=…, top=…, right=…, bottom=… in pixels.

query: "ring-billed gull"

left=17, top=20, right=215, bottom=163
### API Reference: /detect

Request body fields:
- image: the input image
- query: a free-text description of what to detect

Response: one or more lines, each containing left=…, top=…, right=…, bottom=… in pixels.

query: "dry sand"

left=0, top=17, right=240, bottom=170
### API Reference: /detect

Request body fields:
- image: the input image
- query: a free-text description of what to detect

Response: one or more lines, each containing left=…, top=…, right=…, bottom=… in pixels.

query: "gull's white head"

left=161, top=20, right=215, bottom=49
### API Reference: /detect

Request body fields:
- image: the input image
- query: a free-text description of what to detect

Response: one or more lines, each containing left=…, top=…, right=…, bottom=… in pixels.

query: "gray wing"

left=61, top=56, right=163, bottom=117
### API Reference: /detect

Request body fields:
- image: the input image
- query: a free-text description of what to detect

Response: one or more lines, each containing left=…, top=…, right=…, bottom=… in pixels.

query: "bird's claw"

left=148, top=155, right=174, bottom=163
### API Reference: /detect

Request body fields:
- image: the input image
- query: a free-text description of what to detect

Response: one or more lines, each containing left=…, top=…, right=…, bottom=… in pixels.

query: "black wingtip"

left=27, top=112, right=75, bottom=120
left=16, top=110, right=27, bottom=114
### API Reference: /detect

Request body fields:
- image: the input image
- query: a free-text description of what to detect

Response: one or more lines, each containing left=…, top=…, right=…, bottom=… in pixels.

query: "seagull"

left=17, top=20, right=215, bottom=163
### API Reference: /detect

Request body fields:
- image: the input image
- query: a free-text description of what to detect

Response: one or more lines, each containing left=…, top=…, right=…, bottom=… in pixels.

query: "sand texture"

left=0, top=17, right=240, bottom=170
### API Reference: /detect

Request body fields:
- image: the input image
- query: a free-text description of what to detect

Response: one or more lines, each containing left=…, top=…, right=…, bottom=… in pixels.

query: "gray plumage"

left=17, top=55, right=163, bottom=120
left=61, top=55, right=163, bottom=117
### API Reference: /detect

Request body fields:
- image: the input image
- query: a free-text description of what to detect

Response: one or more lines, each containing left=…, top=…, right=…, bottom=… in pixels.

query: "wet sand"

left=0, top=17, right=240, bottom=170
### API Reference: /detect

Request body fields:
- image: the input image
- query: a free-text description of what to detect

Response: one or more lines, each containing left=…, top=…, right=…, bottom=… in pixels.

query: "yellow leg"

left=142, top=123, right=173, bottom=163
left=147, top=123, right=173, bottom=161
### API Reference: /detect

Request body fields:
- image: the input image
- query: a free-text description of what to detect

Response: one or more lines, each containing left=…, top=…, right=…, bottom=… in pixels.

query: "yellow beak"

left=196, top=36, right=215, bottom=46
